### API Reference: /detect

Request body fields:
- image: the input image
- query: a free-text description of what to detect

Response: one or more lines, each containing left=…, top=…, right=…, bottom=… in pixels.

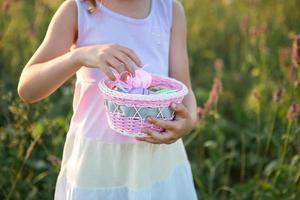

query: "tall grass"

left=0, top=0, right=299, bottom=199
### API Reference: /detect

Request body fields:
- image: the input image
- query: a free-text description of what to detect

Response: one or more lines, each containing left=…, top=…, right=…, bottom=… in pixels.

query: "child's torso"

left=70, top=0, right=173, bottom=143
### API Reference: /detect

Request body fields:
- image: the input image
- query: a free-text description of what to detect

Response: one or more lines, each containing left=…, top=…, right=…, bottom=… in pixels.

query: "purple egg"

left=129, top=88, right=150, bottom=95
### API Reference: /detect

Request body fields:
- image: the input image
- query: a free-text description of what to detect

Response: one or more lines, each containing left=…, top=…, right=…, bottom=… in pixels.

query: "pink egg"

left=132, top=69, right=152, bottom=88
left=113, top=69, right=152, bottom=90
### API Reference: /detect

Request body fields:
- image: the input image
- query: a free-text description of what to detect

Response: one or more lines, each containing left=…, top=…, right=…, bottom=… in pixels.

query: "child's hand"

left=136, top=103, right=196, bottom=144
left=74, top=43, right=142, bottom=80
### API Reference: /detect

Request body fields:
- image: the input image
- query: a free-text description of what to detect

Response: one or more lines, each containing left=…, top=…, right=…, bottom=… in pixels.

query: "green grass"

left=0, top=0, right=299, bottom=199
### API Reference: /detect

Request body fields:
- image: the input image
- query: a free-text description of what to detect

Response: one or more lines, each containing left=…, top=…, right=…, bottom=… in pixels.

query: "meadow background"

left=0, top=0, right=300, bottom=199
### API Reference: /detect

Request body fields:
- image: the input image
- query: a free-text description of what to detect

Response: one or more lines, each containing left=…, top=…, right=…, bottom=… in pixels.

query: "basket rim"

left=98, top=73, right=189, bottom=101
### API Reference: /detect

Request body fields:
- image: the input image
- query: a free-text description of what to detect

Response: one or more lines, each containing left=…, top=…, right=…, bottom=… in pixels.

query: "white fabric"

left=58, top=131, right=188, bottom=189
left=54, top=0, right=199, bottom=199
left=55, top=162, right=197, bottom=200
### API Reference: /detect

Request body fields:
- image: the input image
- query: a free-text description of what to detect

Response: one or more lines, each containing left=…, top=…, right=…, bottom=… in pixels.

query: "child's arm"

left=18, top=1, right=80, bottom=103
left=137, top=0, right=198, bottom=144
left=18, top=1, right=141, bottom=104
left=168, top=0, right=198, bottom=125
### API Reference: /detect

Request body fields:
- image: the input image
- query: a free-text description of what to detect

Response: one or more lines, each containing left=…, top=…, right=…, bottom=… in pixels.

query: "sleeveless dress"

left=54, top=0, right=198, bottom=199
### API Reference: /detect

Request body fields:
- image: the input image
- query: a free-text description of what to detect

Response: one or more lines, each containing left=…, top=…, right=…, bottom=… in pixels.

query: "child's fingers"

left=146, top=117, right=175, bottom=131
left=141, top=128, right=176, bottom=144
left=102, top=65, right=116, bottom=81
left=171, top=103, right=189, bottom=118
left=115, top=45, right=142, bottom=67
left=112, top=51, right=135, bottom=76
left=136, top=136, right=160, bottom=144
left=106, top=56, right=125, bottom=74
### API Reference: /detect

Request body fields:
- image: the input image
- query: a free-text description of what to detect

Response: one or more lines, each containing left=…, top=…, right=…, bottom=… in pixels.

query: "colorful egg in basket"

left=98, top=71, right=188, bottom=137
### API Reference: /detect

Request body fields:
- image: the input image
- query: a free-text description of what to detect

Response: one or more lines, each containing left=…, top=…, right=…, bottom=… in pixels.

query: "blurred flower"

left=25, top=23, right=36, bottom=39
left=279, top=48, right=291, bottom=68
left=250, top=26, right=257, bottom=40
left=249, top=24, right=267, bottom=43
left=287, top=65, right=297, bottom=83
left=287, top=102, right=300, bottom=122
left=204, top=78, right=222, bottom=113
left=26, top=30, right=36, bottom=39
left=197, top=78, right=222, bottom=121
left=272, top=87, right=283, bottom=103
left=240, top=15, right=249, bottom=32
left=214, top=58, right=224, bottom=76
left=258, top=23, right=267, bottom=36
left=1, top=0, right=11, bottom=13
left=291, top=35, right=300, bottom=68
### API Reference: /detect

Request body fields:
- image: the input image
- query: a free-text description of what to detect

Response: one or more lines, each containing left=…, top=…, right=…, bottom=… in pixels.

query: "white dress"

left=54, top=0, right=198, bottom=199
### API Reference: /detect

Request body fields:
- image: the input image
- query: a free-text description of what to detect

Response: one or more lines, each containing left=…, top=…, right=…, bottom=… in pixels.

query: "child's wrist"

left=70, top=48, right=84, bottom=67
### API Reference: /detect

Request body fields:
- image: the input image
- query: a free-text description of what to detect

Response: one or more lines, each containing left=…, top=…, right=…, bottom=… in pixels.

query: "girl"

left=18, top=0, right=199, bottom=199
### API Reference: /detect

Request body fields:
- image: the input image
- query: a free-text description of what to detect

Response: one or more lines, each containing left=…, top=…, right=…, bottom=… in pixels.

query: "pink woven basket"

left=98, top=74, right=188, bottom=137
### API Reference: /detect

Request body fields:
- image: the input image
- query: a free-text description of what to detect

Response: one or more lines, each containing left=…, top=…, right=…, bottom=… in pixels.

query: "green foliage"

left=0, top=0, right=299, bottom=199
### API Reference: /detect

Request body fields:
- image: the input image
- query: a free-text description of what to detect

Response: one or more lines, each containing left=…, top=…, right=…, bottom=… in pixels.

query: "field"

left=0, top=0, right=300, bottom=199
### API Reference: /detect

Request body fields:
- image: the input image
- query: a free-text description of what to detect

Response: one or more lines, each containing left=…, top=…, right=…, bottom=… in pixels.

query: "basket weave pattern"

left=98, top=75, right=188, bottom=137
